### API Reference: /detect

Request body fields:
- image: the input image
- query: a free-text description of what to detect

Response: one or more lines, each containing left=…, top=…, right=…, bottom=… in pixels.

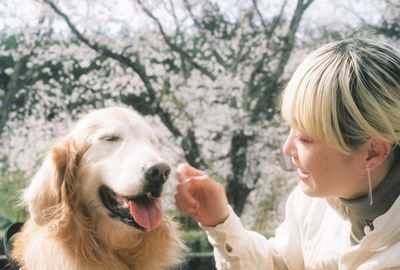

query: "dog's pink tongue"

left=128, top=201, right=162, bottom=231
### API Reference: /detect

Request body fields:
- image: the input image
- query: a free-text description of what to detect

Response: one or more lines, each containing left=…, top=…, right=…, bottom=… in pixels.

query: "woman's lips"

left=297, top=168, right=310, bottom=180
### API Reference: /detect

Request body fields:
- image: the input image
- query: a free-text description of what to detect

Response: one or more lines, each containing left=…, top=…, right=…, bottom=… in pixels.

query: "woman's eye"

left=297, top=137, right=312, bottom=143
left=100, top=135, right=121, bottom=142
left=294, top=133, right=312, bottom=143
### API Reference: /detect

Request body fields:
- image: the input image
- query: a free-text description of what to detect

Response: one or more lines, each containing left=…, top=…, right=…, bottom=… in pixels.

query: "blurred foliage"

left=168, top=210, right=213, bottom=253
left=252, top=173, right=288, bottom=234
left=0, top=170, right=28, bottom=221
left=182, top=229, right=213, bottom=253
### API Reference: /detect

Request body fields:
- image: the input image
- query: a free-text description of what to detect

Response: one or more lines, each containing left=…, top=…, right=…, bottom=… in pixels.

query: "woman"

left=175, top=38, right=400, bottom=269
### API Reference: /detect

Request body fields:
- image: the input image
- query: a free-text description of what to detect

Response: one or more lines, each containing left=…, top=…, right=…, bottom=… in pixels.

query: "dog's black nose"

left=144, top=163, right=171, bottom=185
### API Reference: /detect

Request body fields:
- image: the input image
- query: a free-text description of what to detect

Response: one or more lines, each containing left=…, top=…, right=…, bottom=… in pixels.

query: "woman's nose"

left=281, top=130, right=297, bottom=171
left=282, top=130, right=295, bottom=156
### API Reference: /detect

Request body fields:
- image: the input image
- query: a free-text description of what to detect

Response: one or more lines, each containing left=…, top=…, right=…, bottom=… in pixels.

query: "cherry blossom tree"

left=1, top=0, right=398, bottom=224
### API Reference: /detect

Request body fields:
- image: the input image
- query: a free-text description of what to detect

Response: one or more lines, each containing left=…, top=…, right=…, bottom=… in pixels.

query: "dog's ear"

left=24, top=138, right=87, bottom=225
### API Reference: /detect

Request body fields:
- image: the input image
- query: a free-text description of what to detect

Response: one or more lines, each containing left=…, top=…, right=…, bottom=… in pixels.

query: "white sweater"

left=203, top=186, right=400, bottom=270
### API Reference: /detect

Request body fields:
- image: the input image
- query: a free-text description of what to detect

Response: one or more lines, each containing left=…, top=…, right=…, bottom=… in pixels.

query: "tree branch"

left=251, top=0, right=314, bottom=120
left=251, top=0, right=268, bottom=36
left=267, top=0, right=289, bottom=39
left=43, top=0, right=158, bottom=102
left=273, top=0, right=314, bottom=80
left=165, top=0, right=182, bottom=37
left=182, top=0, right=228, bottom=68
left=136, top=0, right=216, bottom=80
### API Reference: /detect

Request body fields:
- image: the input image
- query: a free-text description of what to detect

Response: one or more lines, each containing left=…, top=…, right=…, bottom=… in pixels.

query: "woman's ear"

left=24, top=138, right=85, bottom=225
left=365, top=138, right=392, bottom=170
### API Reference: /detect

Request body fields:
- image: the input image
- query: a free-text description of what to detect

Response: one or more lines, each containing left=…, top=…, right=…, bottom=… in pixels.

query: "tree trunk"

left=225, top=130, right=253, bottom=215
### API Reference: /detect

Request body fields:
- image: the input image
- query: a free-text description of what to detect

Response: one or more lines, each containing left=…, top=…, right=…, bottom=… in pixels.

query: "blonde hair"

left=281, top=38, right=400, bottom=154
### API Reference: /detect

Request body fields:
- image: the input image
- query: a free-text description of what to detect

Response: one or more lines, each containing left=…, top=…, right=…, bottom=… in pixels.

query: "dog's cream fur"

left=12, top=107, right=185, bottom=270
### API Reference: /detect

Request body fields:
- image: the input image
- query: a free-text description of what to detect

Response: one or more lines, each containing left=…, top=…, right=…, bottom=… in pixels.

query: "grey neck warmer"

left=340, top=161, right=400, bottom=245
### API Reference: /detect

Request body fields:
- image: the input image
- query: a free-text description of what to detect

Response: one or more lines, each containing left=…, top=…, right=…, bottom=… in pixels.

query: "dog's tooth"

left=116, top=194, right=127, bottom=205
left=147, top=192, right=153, bottom=200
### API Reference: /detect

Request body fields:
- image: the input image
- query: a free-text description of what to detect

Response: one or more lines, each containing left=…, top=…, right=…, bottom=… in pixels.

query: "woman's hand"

left=175, top=163, right=229, bottom=227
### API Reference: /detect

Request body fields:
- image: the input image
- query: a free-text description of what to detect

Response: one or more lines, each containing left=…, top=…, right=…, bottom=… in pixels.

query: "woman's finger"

left=175, top=179, right=199, bottom=211
left=175, top=200, right=199, bottom=216
left=176, top=163, right=205, bottom=182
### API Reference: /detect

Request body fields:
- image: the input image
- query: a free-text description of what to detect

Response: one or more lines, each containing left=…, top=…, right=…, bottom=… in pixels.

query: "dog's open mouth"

left=99, top=185, right=162, bottom=232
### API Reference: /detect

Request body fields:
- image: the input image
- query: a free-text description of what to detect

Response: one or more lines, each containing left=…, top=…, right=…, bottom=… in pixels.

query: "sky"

left=0, top=0, right=384, bottom=35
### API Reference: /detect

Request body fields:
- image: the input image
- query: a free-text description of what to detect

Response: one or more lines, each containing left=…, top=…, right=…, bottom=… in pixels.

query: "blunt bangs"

left=281, top=45, right=353, bottom=153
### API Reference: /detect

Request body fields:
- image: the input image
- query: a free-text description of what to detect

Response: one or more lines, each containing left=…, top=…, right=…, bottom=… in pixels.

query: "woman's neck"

left=340, top=161, right=400, bottom=244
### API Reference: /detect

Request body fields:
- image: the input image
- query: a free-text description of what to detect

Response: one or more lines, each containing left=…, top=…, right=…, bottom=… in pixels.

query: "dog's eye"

left=100, top=135, right=121, bottom=142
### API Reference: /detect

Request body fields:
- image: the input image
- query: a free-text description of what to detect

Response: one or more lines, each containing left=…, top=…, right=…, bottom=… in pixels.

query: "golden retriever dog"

left=12, top=107, right=185, bottom=270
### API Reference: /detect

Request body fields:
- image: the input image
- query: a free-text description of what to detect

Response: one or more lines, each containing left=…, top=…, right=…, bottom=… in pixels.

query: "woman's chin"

left=299, top=181, right=318, bottom=197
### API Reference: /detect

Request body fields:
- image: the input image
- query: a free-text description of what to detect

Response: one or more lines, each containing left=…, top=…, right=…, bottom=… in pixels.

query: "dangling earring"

left=367, top=164, right=374, bottom=206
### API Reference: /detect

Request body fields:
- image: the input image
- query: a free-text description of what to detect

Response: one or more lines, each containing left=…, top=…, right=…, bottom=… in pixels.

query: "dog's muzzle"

left=99, top=162, right=171, bottom=231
